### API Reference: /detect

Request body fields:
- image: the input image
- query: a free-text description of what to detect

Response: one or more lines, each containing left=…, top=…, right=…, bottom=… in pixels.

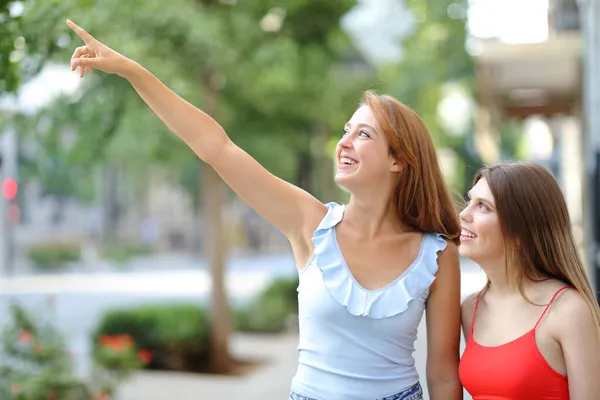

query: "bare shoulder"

left=430, top=238, right=460, bottom=290
left=545, top=287, right=600, bottom=394
left=550, top=289, right=597, bottom=332
left=437, top=238, right=459, bottom=262
left=301, top=202, right=329, bottom=236
left=290, top=202, right=330, bottom=269
left=542, top=287, right=599, bottom=348
left=462, top=291, right=479, bottom=311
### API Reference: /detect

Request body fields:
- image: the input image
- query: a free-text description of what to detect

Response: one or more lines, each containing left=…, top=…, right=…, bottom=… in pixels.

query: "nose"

left=338, top=132, right=353, bottom=149
left=459, top=203, right=472, bottom=223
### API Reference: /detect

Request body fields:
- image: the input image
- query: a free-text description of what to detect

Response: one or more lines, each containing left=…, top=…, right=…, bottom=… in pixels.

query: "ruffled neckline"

left=307, top=202, right=448, bottom=319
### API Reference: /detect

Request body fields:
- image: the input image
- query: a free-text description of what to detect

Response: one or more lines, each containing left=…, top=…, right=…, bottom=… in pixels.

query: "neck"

left=479, top=259, right=517, bottom=295
left=344, top=188, right=405, bottom=239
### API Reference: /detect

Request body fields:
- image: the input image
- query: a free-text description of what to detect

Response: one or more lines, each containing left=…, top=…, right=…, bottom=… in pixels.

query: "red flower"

left=137, top=349, right=152, bottom=364
left=99, top=334, right=134, bottom=353
left=10, top=382, right=21, bottom=393
left=47, top=392, right=57, bottom=399
left=18, top=330, right=32, bottom=344
left=93, top=391, right=110, bottom=400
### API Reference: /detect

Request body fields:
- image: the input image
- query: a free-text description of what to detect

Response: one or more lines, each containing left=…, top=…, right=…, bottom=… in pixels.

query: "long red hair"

left=361, top=90, right=460, bottom=243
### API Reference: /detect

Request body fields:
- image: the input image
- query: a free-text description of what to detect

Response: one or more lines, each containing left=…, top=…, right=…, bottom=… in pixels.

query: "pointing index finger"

left=66, top=19, right=94, bottom=44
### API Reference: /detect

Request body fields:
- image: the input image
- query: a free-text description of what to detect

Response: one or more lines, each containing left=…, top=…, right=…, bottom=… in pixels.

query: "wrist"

left=119, top=58, right=143, bottom=81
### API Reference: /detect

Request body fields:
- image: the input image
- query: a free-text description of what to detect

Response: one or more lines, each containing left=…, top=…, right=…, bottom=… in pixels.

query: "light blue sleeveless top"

left=290, top=202, right=448, bottom=400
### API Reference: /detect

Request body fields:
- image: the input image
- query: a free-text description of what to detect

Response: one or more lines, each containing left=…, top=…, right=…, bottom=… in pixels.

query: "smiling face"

left=459, top=178, right=506, bottom=264
left=334, top=105, right=401, bottom=192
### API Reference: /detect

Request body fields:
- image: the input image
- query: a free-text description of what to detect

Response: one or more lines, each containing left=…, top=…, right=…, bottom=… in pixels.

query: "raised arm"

left=66, top=20, right=326, bottom=241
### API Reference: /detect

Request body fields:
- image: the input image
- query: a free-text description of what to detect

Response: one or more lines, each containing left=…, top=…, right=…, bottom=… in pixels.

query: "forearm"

left=427, top=378, right=463, bottom=400
left=427, top=359, right=462, bottom=400
left=122, top=60, right=228, bottom=163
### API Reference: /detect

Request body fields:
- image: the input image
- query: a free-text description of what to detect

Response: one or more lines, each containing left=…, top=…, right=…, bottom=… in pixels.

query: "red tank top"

left=459, top=286, right=571, bottom=400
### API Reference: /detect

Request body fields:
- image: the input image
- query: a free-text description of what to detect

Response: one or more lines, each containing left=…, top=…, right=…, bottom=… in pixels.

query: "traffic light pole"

left=0, top=123, right=17, bottom=276
left=580, top=0, right=600, bottom=300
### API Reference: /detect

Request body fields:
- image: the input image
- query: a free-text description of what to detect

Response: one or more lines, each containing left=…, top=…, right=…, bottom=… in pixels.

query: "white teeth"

left=340, top=157, right=357, bottom=165
left=461, top=230, right=477, bottom=238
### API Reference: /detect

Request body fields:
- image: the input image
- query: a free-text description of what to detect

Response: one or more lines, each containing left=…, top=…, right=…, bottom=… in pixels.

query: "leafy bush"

left=235, top=277, right=299, bottom=333
left=101, top=242, right=153, bottom=264
left=90, top=278, right=300, bottom=377
left=26, top=242, right=81, bottom=270
left=0, top=302, right=145, bottom=400
left=92, top=333, right=151, bottom=395
left=92, top=304, right=210, bottom=372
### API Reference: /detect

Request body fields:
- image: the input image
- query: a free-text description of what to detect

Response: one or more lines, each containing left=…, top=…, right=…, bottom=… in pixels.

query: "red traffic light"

left=2, top=178, right=18, bottom=200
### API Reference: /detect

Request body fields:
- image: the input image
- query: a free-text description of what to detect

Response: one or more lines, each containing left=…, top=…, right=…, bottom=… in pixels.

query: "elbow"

left=426, top=358, right=460, bottom=387
left=188, top=127, right=231, bottom=166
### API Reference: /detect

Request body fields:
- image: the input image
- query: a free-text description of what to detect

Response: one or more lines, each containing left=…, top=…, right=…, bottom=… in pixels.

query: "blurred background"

left=0, top=0, right=598, bottom=399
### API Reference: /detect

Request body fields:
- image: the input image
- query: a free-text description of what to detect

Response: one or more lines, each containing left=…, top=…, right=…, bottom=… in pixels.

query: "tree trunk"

left=296, top=149, right=314, bottom=193
left=201, top=165, right=231, bottom=373
left=100, top=163, right=119, bottom=245
left=200, top=69, right=232, bottom=374
left=191, top=175, right=203, bottom=256
left=314, top=126, right=334, bottom=202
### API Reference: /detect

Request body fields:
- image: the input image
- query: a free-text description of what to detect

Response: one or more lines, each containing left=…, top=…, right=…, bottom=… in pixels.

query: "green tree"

left=0, top=0, right=21, bottom=94
left=0, top=0, right=73, bottom=95
left=377, top=0, right=479, bottom=194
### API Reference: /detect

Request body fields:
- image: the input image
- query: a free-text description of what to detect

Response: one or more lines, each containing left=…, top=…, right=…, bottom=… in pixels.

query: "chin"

left=459, top=247, right=487, bottom=266
left=458, top=244, right=475, bottom=259
left=334, top=172, right=350, bottom=185
left=334, top=172, right=359, bottom=191
left=336, top=170, right=392, bottom=196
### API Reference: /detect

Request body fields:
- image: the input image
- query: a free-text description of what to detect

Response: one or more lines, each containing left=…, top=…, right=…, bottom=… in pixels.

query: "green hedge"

left=26, top=242, right=81, bottom=270
left=234, top=277, right=298, bottom=333
left=101, top=242, right=153, bottom=264
left=92, top=304, right=210, bottom=372
left=91, top=277, right=300, bottom=374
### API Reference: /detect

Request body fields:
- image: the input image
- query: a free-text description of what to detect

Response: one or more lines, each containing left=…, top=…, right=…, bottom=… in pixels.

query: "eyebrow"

left=344, top=122, right=378, bottom=135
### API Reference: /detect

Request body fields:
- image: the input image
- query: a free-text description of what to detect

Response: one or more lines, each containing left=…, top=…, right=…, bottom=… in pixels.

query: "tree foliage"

left=10, top=0, right=371, bottom=204
left=377, top=0, right=479, bottom=192
left=0, top=0, right=72, bottom=94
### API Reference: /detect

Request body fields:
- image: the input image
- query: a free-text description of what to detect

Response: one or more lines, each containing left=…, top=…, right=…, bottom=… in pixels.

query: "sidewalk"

left=116, top=333, right=300, bottom=400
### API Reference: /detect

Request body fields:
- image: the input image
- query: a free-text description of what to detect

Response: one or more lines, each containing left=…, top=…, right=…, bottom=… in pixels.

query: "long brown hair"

left=475, top=161, right=600, bottom=335
left=361, top=90, right=460, bottom=243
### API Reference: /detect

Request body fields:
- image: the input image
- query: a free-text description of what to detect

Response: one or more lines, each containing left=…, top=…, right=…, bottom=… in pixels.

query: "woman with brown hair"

left=459, top=161, right=600, bottom=399
left=67, top=20, right=463, bottom=400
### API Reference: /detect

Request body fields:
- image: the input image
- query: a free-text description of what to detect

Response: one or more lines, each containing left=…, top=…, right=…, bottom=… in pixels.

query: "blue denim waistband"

left=289, top=381, right=423, bottom=400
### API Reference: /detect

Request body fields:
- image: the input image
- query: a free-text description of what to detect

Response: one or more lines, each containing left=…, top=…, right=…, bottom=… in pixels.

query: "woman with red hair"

left=67, top=20, right=463, bottom=400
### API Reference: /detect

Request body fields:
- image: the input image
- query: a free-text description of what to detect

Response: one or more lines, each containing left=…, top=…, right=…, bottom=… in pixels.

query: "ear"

left=390, top=158, right=403, bottom=172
